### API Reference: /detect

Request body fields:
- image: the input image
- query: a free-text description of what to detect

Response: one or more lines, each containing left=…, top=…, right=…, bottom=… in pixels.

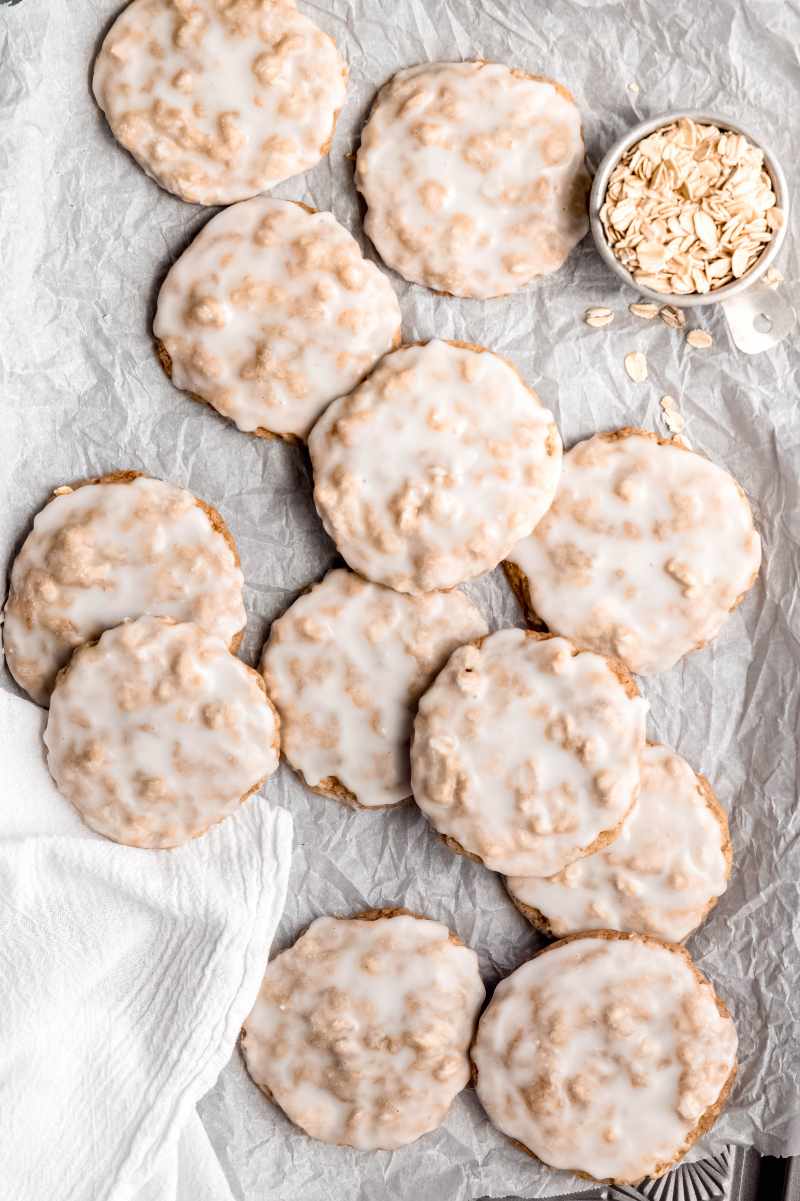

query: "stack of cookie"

left=1, top=0, right=765, bottom=1187
left=4, top=473, right=281, bottom=848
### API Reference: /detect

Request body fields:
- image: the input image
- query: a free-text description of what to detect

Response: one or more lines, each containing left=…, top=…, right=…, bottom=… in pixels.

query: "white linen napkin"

left=0, top=689, right=293, bottom=1201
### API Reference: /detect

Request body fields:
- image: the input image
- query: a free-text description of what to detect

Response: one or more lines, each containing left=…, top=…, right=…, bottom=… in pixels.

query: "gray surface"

left=2, top=0, right=800, bottom=1198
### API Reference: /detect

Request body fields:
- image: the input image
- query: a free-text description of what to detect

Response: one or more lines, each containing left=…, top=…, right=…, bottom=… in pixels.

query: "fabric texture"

left=0, top=691, right=292, bottom=1201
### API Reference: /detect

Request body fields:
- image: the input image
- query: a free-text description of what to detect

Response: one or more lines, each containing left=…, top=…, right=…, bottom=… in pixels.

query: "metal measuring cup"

left=589, top=110, right=794, bottom=353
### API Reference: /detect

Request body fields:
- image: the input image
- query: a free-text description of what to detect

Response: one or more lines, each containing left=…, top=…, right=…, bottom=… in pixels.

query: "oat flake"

left=624, top=351, right=648, bottom=382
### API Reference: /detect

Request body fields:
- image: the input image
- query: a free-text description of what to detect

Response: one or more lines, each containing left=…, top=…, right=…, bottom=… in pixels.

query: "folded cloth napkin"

left=0, top=689, right=293, bottom=1201
left=130, top=1113, right=240, bottom=1201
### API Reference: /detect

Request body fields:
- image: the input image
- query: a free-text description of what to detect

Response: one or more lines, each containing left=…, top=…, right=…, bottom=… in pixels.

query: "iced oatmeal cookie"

left=155, top=198, right=401, bottom=440
left=241, top=908, right=485, bottom=1148
left=356, top=61, right=589, bottom=297
left=505, top=429, right=761, bottom=675
left=93, top=0, right=348, bottom=205
left=261, top=568, right=486, bottom=807
left=3, top=473, right=245, bottom=706
left=471, top=931, right=738, bottom=1184
left=44, top=615, right=279, bottom=848
left=309, top=340, right=562, bottom=594
left=507, top=743, right=731, bottom=941
left=410, top=628, right=647, bottom=878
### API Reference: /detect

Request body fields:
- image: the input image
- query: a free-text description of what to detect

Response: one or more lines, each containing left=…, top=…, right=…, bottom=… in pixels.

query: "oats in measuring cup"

left=600, top=118, right=783, bottom=295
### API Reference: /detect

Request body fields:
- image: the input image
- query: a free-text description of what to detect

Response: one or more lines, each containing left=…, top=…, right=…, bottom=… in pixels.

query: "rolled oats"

left=629, top=302, right=659, bottom=319
left=686, top=329, right=714, bottom=349
left=659, top=304, right=686, bottom=329
left=584, top=306, right=614, bottom=327
left=600, top=118, right=782, bottom=295
left=659, top=395, right=685, bottom=434
left=624, top=350, right=648, bottom=382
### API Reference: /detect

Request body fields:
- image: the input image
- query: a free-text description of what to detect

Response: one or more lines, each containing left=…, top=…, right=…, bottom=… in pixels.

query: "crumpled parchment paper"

left=2, top=0, right=800, bottom=1197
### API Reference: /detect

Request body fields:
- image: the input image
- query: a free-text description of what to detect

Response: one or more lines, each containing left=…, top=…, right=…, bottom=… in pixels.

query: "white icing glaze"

left=261, top=568, right=487, bottom=807
left=241, top=912, right=485, bottom=1149
left=506, top=431, right=761, bottom=675
left=309, top=341, right=562, bottom=594
left=154, top=198, right=401, bottom=439
left=92, top=0, right=347, bottom=205
left=2, top=475, right=245, bottom=707
left=507, top=744, right=730, bottom=941
left=356, top=62, right=589, bottom=298
left=44, top=616, right=279, bottom=848
left=472, top=933, right=738, bottom=1183
left=411, top=629, right=647, bottom=877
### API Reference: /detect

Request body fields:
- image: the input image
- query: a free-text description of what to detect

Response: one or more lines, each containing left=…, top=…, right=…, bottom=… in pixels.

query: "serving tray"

left=484, top=1144, right=793, bottom=1201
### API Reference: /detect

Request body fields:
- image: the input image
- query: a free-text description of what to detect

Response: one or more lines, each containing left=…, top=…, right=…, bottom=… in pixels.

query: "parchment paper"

left=2, top=0, right=800, bottom=1197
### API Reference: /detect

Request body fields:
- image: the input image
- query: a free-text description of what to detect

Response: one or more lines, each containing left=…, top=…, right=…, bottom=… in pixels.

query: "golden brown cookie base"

left=156, top=340, right=301, bottom=446
left=502, top=559, right=549, bottom=633
left=51, top=470, right=246, bottom=655
left=505, top=886, right=556, bottom=937
left=696, top=769, right=733, bottom=880
left=471, top=928, right=738, bottom=1186
left=349, top=907, right=466, bottom=952
left=295, top=767, right=410, bottom=812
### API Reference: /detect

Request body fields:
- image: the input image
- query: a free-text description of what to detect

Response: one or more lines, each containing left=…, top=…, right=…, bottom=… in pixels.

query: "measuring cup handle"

left=721, top=282, right=797, bottom=354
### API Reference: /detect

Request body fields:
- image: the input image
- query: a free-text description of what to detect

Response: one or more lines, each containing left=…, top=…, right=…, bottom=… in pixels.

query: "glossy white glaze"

left=506, top=431, right=761, bottom=675
left=309, top=340, right=562, bottom=594
left=93, top=0, right=347, bottom=204
left=473, top=934, right=737, bottom=1183
left=356, top=62, right=589, bottom=298
left=44, top=616, right=279, bottom=848
left=155, top=198, right=400, bottom=438
left=411, top=628, right=647, bottom=876
left=242, top=912, right=485, bottom=1149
